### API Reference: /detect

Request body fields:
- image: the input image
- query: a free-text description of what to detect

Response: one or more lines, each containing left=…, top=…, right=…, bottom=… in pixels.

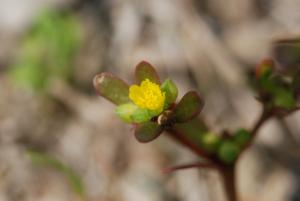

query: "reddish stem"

left=251, top=109, right=270, bottom=136
left=219, top=165, right=237, bottom=201
left=167, top=128, right=239, bottom=201
left=241, top=108, right=272, bottom=153
left=166, top=128, right=213, bottom=162
left=167, top=128, right=238, bottom=201
left=163, top=162, right=215, bottom=173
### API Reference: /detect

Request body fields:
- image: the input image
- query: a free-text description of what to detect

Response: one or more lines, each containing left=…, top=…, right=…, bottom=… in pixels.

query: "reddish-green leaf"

left=135, top=61, right=160, bottom=84
left=135, top=122, right=163, bottom=143
left=173, top=91, right=204, bottom=122
left=93, top=73, right=130, bottom=105
left=255, top=59, right=273, bottom=78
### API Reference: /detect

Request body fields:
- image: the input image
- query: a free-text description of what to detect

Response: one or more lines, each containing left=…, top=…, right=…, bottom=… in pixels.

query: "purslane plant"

left=93, top=57, right=299, bottom=201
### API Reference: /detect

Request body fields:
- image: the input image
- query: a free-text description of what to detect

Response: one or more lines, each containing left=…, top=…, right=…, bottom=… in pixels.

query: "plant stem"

left=241, top=108, right=271, bottom=152
left=163, top=162, right=215, bottom=173
left=167, top=128, right=238, bottom=200
left=251, top=108, right=270, bottom=136
left=166, top=128, right=213, bottom=162
left=220, top=165, right=237, bottom=201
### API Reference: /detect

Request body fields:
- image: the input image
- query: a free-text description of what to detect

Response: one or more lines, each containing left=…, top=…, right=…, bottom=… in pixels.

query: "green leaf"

left=9, top=10, right=81, bottom=92
left=218, top=141, right=240, bottom=164
left=161, top=79, right=178, bottom=108
left=93, top=73, right=130, bottom=105
left=233, top=129, right=251, bottom=147
left=131, top=107, right=152, bottom=123
left=173, top=91, right=204, bottom=122
left=27, top=150, right=85, bottom=197
left=115, top=103, right=138, bottom=123
left=135, top=122, right=163, bottom=143
left=258, top=73, right=276, bottom=92
left=115, top=103, right=152, bottom=123
left=135, top=61, right=160, bottom=84
left=201, top=132, right=221, bottom=153
left=273, top=88, right=296, bottom=109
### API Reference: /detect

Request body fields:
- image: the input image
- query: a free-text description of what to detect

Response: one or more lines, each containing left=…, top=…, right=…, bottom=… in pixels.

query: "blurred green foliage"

left=200, top=132, right=221, bottom=153
left=9, top=10, right=81, bottom=91
left=218, top=141, right=240, bottom=164
left=233, top=129, right=251, bottom=147
left=254, top=60, right=297, bottom=110
left=27, top=150, right=85, bottom=197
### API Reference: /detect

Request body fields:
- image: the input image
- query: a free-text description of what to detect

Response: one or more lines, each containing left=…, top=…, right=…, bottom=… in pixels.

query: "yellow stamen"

left=129, top=79, right=165, bottom=112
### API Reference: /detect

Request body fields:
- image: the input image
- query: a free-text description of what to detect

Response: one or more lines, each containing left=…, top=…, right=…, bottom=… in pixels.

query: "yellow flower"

left=129, top=79, right=165, bottom=112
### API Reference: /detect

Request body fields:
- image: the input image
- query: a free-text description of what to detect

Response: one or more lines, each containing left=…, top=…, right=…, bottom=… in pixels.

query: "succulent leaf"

left=161, top=79, right=178, bottom=108
left=173, top=91, right=204, bottom=122
left=115, top=103, right=138, bottom=123
left=201, top=132, right=221, bottom=153
left=93, top=73, right=130, bottom=105
left=218, top=141, right=240, bottom=164
left=273, top=88, right=296, bottom=109
left=130, top=107, right=152, bottom=123
left=116, top=103, right=152, bottom=123
left=233, top=129, right=251, bottom=147
left=135, top=122, right=163, bottom=143
left=135, top=61, right=160, bottom=84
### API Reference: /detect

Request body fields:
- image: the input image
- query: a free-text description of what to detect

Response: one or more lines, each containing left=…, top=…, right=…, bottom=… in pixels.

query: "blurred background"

left=0, top=0, right=300, bottom=200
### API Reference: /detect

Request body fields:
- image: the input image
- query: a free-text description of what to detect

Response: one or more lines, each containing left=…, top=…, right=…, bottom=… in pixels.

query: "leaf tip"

left=93, top=72, right=112, bottom=92
left=135, top=61, right=160, bottom=84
